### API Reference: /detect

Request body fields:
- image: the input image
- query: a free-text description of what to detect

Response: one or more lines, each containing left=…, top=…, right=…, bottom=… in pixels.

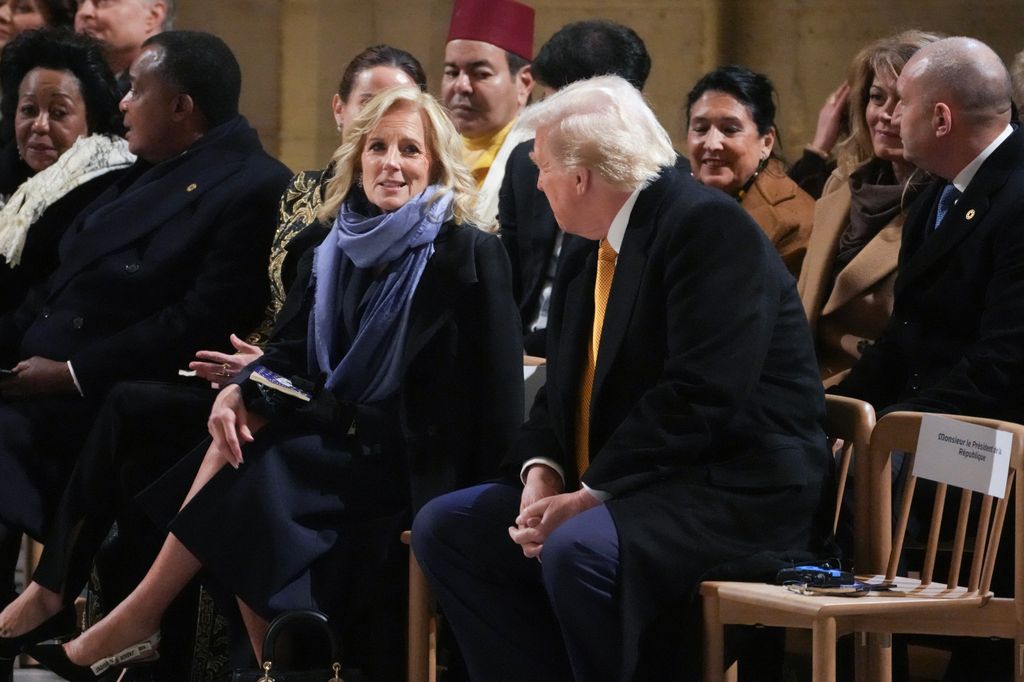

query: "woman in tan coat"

left=686, top=65, right=815, bottom=275
left=798, top=30, right=941, bottom=385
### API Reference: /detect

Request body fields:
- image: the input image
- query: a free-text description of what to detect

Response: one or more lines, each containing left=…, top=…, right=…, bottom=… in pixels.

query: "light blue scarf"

left=308, top=185, right=452, bottom=403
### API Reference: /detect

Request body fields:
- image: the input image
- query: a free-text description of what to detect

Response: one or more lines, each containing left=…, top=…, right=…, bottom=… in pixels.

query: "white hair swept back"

left=518, top=75, right=676, bottom=192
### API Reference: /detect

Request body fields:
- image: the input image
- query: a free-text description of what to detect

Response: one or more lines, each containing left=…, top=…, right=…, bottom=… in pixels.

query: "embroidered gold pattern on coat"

left=245, top=170, right=325, bottom=345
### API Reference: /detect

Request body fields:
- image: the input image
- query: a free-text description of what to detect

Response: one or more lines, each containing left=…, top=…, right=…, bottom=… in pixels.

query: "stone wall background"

left=176, top=0, right=1024, bottom=173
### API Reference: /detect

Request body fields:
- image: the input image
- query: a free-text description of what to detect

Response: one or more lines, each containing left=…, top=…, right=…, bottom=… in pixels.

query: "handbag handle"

left=260, top=609, right=342, bottom=678
left=255, top=661, right=342, bottom=682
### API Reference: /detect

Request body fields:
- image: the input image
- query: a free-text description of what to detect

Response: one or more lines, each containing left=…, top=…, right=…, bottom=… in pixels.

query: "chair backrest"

left=866, top=412, right=1024, bottom=597
left=824, top=395, right=876, bottom=565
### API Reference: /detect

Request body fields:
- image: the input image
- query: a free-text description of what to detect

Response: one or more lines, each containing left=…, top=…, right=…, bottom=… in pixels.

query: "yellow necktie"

left=576, top=239, right=617, bottom=476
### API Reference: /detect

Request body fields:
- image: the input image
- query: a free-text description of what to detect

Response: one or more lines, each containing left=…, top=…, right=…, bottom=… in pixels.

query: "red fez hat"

left=447, top=0, right=535, bottom=61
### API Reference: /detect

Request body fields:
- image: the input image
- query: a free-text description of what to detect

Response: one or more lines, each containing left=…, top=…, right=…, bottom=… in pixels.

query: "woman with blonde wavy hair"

left=33, top=84, right=525, bottom=680
left=798, top=29, right=942, bottom=385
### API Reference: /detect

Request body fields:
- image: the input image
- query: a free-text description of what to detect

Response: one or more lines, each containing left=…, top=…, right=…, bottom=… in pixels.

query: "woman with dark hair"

left=0, top=45, right=436, bottom=681
left=685, top=65, right=815, bottom=274
left=3, top=0, right=75, bottom=38
left=0, top=27, right=130, bottom=313
left=798, top=30, right=941, bottom=385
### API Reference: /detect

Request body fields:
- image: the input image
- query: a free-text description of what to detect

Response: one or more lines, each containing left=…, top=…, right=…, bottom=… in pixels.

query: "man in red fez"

left=443, top=0, right=534, bottom=223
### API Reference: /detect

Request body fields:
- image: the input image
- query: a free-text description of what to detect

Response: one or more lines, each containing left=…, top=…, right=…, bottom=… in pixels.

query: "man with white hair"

left=76, top=0, right=173, bottom=90
left=413, top=76, right=830, bottom=680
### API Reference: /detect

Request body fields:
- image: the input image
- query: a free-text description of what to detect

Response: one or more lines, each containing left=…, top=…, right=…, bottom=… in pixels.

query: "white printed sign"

left=913, top=414, right=1012, bottom=498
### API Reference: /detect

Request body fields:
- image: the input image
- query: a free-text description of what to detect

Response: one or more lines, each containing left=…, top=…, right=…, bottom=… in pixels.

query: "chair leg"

left=702, top=591, right=727, bottom=682
left=866, top=632, right=892, bottom=682
left=812, top=616, right=837, bottom=682
left=406, top=539, right=433, bottom=682
left=854, top=631, right=869, bottom=682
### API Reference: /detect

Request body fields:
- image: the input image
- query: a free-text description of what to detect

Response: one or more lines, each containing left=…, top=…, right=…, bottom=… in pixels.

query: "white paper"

left=913, top=414, right=1011, bottom=497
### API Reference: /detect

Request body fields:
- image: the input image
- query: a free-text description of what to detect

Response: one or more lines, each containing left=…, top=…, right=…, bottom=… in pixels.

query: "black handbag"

left=232, top=609, right=344, bottom=682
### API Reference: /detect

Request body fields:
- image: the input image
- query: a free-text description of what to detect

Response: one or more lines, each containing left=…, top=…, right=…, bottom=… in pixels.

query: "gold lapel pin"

left=186, top=183, right=198, bottom=192
left=965, top=208, right=976, bottom=220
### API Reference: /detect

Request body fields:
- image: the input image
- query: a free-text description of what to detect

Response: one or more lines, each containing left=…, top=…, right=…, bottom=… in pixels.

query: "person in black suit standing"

left=835, top=37, right=1023, bottom=421
left=831, top=36, right=1023, bottom=682
left=499, top=19, right=661, bottom=355
left=0, top=30, right=289, bottom=662
left=413, top=75, right=831, bottom=681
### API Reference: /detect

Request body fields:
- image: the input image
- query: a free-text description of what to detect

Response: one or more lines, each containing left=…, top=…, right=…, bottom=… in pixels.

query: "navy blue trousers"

left=412, top=483, right=620, bottom=682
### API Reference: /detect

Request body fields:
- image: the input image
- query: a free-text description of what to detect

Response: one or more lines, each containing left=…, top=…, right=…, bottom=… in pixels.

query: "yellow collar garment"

left=461, top=119, right=516, bottom=188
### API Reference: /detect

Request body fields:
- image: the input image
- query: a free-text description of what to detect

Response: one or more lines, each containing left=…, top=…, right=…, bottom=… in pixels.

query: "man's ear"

left=575, top=166, right=591, bottom=196
left=933, top=102, right=952, bottom=137
left=171, top=93, right=195, bottom=120
left=147, top=1, right=168, bottom=33
left=515, top=65, right=534, bottom=108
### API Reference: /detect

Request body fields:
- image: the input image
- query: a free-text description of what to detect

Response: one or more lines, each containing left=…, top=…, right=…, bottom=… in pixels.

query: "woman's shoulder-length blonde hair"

left=835, top=29, right=944, bottom=174
left=317, top=86, right=480, bottom=227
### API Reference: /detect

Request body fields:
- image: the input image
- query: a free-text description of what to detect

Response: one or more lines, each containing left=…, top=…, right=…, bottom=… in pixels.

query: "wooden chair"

left=402, top=530, right=435, bottom=682
left=701, top=411, right=1024, bottom=682
left=824, top=394, right=877, bottom=568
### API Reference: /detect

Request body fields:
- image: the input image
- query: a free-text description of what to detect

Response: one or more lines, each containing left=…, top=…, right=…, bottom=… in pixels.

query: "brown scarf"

left=836, top=158, right=925, bottom=271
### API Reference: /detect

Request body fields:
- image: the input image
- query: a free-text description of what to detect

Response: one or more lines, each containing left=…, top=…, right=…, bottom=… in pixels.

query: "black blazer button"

left=72, top=317, right=85, bottom=329
left=41, top=307, right=50, bottom=318
left=125, top=263, right=140, bottom=273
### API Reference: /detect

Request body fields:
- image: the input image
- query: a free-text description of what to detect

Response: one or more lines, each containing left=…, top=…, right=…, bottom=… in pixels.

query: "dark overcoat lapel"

left=897, top=128, right=1018, bottom=295
left=547, top=239, right=593, bottom=463
left=401, top=226, right=482, bottom=373
left=592, top=187, right=656, bottom=410
left=50, top=125, right=256, bottom=297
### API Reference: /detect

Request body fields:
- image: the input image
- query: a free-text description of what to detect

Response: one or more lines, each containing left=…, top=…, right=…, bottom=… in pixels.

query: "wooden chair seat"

left=705, top=576, right=996, bottom=622
left=702, top=411, right=1024, bottom=682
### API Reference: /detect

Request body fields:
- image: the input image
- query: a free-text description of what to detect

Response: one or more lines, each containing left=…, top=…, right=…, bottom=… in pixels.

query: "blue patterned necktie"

left=933, top=184, right=961, bottom=230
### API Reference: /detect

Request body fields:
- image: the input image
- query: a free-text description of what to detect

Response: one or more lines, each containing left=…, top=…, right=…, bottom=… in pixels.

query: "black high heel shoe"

left=0, top=603, right=77, bottom=659
left=24, top=642, right=97, bottom=682
left=31, top=631, right=159, bottom=682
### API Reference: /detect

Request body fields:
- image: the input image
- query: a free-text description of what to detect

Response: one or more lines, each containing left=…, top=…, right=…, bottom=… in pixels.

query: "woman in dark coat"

left=33, top=84, right=524, bottom=680
left=0, top=45, right=429, bottom=681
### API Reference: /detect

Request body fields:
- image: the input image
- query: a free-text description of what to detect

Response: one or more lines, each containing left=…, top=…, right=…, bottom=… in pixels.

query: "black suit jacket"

left=250, top=221, right=525, bottom=511
left=0, top=117, right=291, bottom=396
left=835, top=126, right=1024, bottom=420
left=504, top=167, right=829, bottom=676
left=499, top=140, right=689, bottom=355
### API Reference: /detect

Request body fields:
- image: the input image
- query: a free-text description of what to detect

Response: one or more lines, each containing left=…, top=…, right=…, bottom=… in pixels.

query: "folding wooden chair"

left=701, top=411, right=1024, bottom=682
